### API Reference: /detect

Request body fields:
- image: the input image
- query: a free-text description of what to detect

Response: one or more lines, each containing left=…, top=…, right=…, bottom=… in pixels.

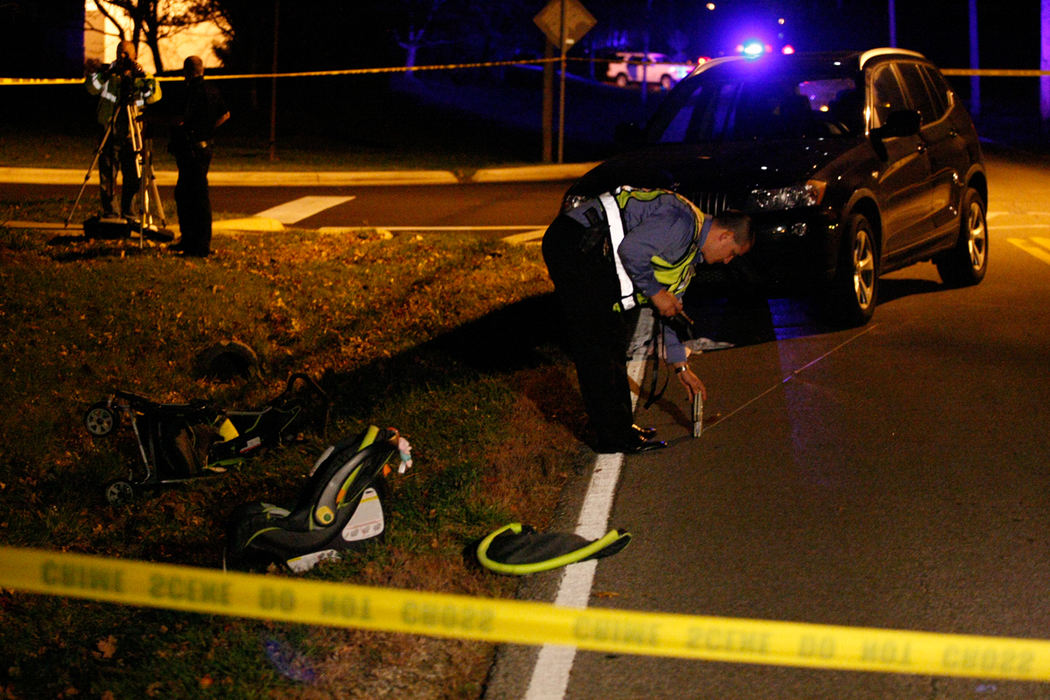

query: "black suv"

left=564, top=48, right=988, bottom=325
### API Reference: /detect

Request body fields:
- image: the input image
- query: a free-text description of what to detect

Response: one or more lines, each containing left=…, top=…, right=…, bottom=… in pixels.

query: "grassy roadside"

left=0, top=126, right=532, bottom=174
left=0, top=198, right=590, bottom=697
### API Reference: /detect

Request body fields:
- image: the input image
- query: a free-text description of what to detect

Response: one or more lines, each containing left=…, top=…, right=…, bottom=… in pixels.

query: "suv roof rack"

left=859, top=47, right=927, bottom=67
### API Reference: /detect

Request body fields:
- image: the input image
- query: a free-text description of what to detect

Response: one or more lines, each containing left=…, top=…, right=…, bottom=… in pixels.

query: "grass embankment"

left=0, top=200, right=589, bottom=698
left=0, top=126, right=523, bottom=174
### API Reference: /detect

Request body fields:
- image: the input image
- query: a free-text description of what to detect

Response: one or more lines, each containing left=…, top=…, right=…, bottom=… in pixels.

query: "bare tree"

left=394, top=0, right=448, bottom=70
left=90, top=0, right=222, bottom=72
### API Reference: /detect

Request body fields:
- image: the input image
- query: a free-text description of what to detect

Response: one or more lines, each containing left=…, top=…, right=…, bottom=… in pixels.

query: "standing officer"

left=168, top=56, right=230, bottom=257
left=542, top=187, right=752, bottom=454
left=84, top=40, right=161, bottom=220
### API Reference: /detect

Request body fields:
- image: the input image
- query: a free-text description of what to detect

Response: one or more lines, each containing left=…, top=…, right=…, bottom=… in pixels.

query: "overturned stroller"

left=225, top=426, right=411, bottom=573
left=85, top=373, right=329, bottom=505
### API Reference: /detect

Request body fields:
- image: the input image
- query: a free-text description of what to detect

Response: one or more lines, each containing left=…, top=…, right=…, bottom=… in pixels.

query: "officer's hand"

left=674, top=365, right=706, bottom=401
left=651, top=289, right=682, bottom=318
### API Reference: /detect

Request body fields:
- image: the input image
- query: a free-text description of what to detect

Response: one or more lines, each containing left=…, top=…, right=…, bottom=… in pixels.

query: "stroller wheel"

left=85, top=403, right=117, bottom=437
left=103, top=479, right=135, bottom=506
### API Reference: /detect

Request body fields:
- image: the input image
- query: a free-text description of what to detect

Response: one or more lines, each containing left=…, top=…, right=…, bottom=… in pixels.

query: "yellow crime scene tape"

left=3, top=61, right=1049, bottom=86
left=3, top=545, right=1050, bottom=682
left=940, top=68, right=1050, bottom=77
left=0, top=58, right=559, bottom=86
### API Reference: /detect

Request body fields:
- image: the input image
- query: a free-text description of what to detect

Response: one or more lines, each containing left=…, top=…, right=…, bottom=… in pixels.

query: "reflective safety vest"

left=85, top=68, right=162, bottom=127
left=597, top=187, right=706, bottom=312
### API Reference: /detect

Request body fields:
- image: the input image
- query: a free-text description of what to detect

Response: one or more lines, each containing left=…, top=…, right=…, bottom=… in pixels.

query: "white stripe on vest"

left=597, top=192, right=636, bottom=311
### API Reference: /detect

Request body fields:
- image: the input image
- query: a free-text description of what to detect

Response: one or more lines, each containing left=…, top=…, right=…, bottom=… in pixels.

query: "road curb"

left=0, top=162, right=597, bottom=187
left=2, top=217, right=285, bottom=235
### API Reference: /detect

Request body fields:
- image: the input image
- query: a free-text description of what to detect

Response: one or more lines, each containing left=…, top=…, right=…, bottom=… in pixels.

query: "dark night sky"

left=0, top=0, right=1044, bottom=77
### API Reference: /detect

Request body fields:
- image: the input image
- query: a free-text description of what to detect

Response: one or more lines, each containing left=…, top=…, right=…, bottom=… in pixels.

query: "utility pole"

left=641, top=0, right=652, bottom=121
left=542, top=42, right=554, bottom=163
left=558, top=0, right=566, bottom=163
left=969, top=0, right=980, bottom=118
left=1042, top=0, right=1050, bottom=130
left=269, top=0, right=279, bottom=162
left=887, top=0, right=897, bottom=46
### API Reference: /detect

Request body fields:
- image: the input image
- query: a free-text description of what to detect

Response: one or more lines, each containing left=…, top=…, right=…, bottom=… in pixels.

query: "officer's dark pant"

left=98, top=129, right=139, bottom=217
left=174, top=145, right=213, bottom=255
left=542, top=214, right=637, bottom=447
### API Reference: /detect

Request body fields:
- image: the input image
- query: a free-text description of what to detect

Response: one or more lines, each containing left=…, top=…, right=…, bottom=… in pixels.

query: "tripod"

left=131, top=106, right=170, bottom=242
left=66, top=102, right=169, bottom=244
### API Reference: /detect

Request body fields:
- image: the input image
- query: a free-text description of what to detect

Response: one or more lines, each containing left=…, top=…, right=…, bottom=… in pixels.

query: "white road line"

left=254, top=196, right=355, bottom=224
left=988, top=211, right=1050, bottom=219
left=523, top=311, right=654, bottom=700
left=1009, top=237, right=1050, bottom=265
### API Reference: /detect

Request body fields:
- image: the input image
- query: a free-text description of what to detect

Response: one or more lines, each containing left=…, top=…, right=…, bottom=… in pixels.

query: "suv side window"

left=897, top=62, right=945, bottom=124
left=919, top=65, right=953, bottom=114
left=651, top=78, right=715, bottom=143
left=870, top=65, right=909, bottom=128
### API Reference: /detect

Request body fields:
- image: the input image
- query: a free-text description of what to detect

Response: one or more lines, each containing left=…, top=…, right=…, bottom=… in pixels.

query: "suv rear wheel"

left=936, top=187, right=988, bottom=287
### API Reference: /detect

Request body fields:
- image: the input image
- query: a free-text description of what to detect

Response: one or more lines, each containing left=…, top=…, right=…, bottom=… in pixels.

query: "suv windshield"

left=646, top=58, right=862, bottom=144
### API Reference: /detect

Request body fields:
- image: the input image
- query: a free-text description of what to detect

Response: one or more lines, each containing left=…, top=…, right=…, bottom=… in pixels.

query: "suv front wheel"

left=829, top=213, right=878, bottom=326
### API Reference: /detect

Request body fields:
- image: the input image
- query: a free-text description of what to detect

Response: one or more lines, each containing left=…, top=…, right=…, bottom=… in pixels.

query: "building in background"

left=84, top=0, right=226, bottom=73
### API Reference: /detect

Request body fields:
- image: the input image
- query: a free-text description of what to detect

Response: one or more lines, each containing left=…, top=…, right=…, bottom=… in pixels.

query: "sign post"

left=533, top=0, right=596, bottom=163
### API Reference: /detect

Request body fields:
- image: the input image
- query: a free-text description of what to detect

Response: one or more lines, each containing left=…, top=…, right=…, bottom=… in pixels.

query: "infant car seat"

left=226, top=426, right=402, bottom=572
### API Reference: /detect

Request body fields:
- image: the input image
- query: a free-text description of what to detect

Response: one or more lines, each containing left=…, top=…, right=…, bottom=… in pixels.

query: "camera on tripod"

left=105, top=55, right=145, bottom=81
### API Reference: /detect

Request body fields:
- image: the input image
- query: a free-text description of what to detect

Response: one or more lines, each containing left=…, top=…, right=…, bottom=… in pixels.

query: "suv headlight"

left=748, top=180, right=826, bottom=210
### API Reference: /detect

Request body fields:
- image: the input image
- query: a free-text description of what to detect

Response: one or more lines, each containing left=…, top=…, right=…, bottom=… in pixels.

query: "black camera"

left=106, top=55, right=143, bottom=79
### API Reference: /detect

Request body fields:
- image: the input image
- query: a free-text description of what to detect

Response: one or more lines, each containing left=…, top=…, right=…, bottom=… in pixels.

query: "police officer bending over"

left=543, top=188, right=753, bottom=454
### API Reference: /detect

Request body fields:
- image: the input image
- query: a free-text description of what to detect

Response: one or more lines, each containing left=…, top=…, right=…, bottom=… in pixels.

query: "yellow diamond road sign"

left=534, top=0, right=596, bottom=48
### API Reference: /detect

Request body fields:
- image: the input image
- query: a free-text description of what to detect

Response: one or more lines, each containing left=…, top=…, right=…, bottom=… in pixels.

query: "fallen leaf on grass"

left=94, top=635, right=117, bottom=659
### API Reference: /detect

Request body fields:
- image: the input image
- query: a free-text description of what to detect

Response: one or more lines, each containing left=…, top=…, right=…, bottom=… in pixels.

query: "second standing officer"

left=168, top=56, right=230, bottom=257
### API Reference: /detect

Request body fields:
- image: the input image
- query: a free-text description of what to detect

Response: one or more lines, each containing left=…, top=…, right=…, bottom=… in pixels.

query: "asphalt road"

left=0, top=178, right=572, bottom=236
left=5, top=149, right=1050, bottom=698
left=215, top=180, right=566, bottom=231
left=546, top=151, right=1050, bottom=699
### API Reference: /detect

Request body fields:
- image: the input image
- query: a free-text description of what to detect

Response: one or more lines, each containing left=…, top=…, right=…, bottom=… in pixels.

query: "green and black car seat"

left=225, top=426, right=399, bottom=572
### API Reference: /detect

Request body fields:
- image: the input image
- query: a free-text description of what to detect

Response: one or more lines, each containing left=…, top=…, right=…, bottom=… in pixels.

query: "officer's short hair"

left=117, top=40, right=136, bottom=61
left=714, top=210, right=753, bottom=247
